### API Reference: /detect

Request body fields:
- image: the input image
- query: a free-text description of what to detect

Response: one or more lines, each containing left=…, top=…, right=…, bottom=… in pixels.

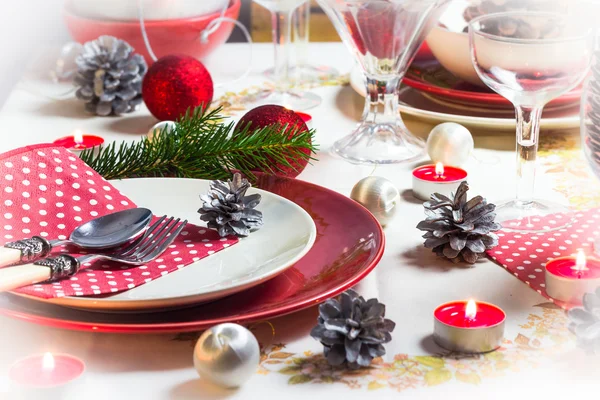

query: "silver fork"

left=0, top=216, right=187, bottom=292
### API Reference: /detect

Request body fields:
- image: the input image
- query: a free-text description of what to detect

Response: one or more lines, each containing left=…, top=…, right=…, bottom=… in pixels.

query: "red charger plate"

left=404, top=59, right=582, bottom=109
left=0, top=174, right=384, bottom=333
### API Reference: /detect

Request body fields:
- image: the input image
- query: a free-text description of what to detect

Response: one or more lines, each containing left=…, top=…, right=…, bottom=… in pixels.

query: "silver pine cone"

left=310, top=289, right=395, bottom=369
left=568, top=288, right=600, bottom=354
left=74, top=36, right=147, bottom=116
left=198, top=173, right=263, bottom=237
left=416, top=181, right=501, bottom=264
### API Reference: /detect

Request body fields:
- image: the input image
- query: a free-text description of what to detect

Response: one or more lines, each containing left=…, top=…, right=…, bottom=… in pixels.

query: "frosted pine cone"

left=568, top=288, right=600, bottom=354
left=310, top=289, right=395, bottom=369
left=416, top=181, right=501, bottom=264
left=198, top=173, right=263, bottom=237
left=74, top=36, right=147, bottom=116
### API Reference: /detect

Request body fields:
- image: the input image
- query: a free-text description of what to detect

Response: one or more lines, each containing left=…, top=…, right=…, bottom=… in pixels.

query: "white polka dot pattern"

left=486, top=210, right=600, bottom=308
left=2, top=145, right=238, bottom=299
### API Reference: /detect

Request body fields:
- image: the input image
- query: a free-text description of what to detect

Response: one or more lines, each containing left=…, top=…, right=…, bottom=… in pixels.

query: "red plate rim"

left=403, top=70, right=582, bottom=107
left=0, top=175, right=385, bottom=333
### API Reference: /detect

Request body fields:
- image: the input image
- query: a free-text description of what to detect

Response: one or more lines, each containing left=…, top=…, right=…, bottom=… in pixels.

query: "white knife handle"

left=0, top=264, right=51, bottom=292
left=0, top=255, right=80, bottom=292
left=3, top=236, right=53, bottom=266
left=0, top=247, right=23, bottom=268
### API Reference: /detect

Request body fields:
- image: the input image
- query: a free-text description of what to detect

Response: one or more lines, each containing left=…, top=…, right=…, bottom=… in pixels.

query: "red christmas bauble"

left=235, top=105, right=311, bottom=179
left=142, top=55, right=213, bottom=121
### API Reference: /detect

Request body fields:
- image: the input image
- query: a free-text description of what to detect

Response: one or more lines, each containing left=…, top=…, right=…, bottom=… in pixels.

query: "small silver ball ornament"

left=147, top=120, right=177, bottom=141
left=193, top=323, right=260, bottom=388
left=426, top=123, right=474, bottom=167
left=350, top=176, right=399, bottom=226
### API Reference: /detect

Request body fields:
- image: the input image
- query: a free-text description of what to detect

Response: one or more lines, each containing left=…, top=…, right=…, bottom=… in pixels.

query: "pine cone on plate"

left=568, top=288, right=600, bottom=354
left=462, top=0, right=567, bottom=38
left=310, top=289, right=395, bottom=369
left=416, top=181, right=501, bottom=264
left=198, top=173, right=263, bottom=237
left=74, top=36, right=147, bottom=116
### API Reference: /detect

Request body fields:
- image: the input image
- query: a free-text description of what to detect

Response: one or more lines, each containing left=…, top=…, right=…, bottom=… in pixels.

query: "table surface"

left=0, top=42, right=598, bottom=400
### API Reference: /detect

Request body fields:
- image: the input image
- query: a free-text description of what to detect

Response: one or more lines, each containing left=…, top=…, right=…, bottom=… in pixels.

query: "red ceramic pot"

left=64, top=0, right=241, bottom=64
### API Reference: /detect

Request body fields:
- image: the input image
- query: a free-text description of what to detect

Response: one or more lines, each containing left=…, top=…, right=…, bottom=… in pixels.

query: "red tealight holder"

left=545, top=250, right=600, bottom=304
left=295, top=112, right=313, bottom=129
left=412, top=162, right=468, bottom=201
left=9, top=353, right=85, bottom=396
left=433, top=300, right=505, bottom=353
left=53, top=132, right=104, bottom=153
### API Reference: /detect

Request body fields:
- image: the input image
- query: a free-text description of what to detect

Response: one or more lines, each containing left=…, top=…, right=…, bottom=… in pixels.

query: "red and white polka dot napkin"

left=0, top=144, right=238, bottom=299
left=486, top=209, right=600, bottom=308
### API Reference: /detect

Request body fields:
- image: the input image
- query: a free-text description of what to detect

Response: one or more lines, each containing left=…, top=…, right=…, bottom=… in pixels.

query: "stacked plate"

left=350, top=60, right=581, bottom=133
left=0, top=175, right=384, bottom=333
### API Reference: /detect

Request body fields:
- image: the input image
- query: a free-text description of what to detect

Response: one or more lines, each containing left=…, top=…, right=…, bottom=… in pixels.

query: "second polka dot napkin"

left=487, top=209, right=599, bottom=308
left=0, top=144, right=238, bottom=298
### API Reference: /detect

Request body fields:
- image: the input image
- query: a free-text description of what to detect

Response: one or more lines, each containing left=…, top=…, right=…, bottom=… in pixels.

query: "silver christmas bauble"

left=193, top=323, right=260, bottom=388
left=350, top=176, right=399, bottom=226
left=147, top=120, right=177, bottom=141
left=426, top=123, right=474, bottom=167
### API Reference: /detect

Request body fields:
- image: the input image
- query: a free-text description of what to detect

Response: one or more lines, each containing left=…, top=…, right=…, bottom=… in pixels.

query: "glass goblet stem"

left=364, top=76, right=402, bottom=126
left=272, top=10, right=294, bottom=92
left=293, top=2, right=310, bottom=71
left=514, top=106, right=543, bottom=207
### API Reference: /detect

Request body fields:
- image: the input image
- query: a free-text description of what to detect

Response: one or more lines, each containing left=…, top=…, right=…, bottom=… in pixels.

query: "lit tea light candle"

left=545, top=250, right=600, bottom=304
left=53, top=130, right=104, bottom=153
left=412, top=162, right=468, bottom=201
left=9, top=352, right=85, bottom=396
left=433, top=299, right=505, bottom=353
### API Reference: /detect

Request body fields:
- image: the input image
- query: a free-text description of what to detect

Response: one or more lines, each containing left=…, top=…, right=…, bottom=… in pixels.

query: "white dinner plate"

left=15, top=178, right=317, bottom=312
left=350, top=67, right=580, bottom=132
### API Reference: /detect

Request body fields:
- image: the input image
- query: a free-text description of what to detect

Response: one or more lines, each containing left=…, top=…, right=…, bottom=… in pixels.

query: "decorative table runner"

left=487, top=208, right=600, bottom=308
left=0, top=144, right=237, bottom=298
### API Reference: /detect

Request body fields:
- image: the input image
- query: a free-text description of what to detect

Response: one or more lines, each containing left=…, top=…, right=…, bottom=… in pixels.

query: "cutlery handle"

left=0, top=247, right=22, bottom=268
left=2, top=236, right=52, bottom=266
left=0, top=255, right=80, bottom=292
left=0, top=264, right=51, bottom=292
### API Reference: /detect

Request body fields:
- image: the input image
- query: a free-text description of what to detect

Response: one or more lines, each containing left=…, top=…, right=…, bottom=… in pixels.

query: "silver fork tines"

left=34, top=216, right=188, bottom=281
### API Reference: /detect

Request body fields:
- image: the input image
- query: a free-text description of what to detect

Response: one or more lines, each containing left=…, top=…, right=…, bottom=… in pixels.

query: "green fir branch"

left=80, top=107, right=318, bottom=181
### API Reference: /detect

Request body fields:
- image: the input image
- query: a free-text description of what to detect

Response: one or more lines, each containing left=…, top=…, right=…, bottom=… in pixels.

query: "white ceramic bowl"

left=69, top=0, right=229, bottom=21
left=426, top=0, right=573, bottom=87
left=426, top=26, right=481, bottom=86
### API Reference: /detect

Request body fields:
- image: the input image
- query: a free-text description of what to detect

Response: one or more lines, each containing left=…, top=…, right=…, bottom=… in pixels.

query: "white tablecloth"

left=0, top=43, right=596, bottom=399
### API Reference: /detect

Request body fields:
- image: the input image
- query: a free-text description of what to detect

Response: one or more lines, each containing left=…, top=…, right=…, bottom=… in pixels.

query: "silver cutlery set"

left=0, top=208, right=187, bottom=292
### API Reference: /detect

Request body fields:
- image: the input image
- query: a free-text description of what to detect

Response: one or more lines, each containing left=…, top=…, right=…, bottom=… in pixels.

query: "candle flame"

left=574, top=250, right=588, bottom=272
left=74, top=130, right=84, bottom=145
left=435, top=162, right=445, bottom=178
left=465, top=299, right=477, bottom=320
left=42, top=352, right=55, bottom=372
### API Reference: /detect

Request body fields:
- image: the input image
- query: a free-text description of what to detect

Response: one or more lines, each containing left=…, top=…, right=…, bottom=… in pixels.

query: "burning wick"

left=465, top=299, right=477, bottom=321
left=571, top=249, right=589, bottom=275
left=42, top=352, right=55, bottom=372
left=73, top=130, right=85, bottom=149
left=435, top=162, right=445, bottom=179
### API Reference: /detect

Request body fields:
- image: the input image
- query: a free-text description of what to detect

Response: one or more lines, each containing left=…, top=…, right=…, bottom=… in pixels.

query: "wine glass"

left=469, top=12, right=594, bottom=232
left=253, top=0, right=321, bottom=110
left=317, top=0, right=451, bottom=164
left=292, top=1, right=339, bottom=83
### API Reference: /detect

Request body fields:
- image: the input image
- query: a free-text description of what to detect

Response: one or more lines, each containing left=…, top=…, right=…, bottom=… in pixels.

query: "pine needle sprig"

left=79, top=107, right=318, bottom=181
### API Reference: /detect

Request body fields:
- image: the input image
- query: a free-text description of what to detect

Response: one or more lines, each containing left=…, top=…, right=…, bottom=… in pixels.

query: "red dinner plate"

left=404, top=59, right=582, bottom=110
left=0, top=174, right=384, bottom=333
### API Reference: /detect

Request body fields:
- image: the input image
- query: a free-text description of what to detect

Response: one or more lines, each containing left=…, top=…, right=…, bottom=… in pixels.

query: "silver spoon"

left=0, top=208, right=153, bottom=267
